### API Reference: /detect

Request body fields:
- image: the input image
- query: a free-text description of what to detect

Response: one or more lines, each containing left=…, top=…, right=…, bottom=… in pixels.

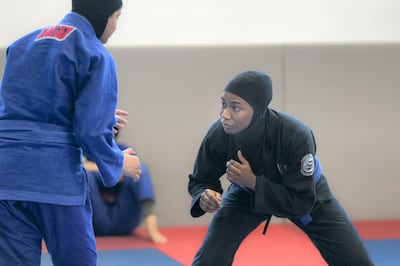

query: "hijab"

left=223, top=70, right=273, bottom=174
left=72, top=0, right=123, bottom=38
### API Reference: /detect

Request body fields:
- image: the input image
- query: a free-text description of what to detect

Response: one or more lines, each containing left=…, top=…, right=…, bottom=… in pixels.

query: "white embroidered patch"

left=300, top=154, right=314, bottom=176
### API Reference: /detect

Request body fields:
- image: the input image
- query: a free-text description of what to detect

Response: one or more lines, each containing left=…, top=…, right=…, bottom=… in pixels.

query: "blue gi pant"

left=88, top=162, right=155, bottom=236
left=0, top=198, right=96, bottom=266
left=192, top=184, right=374, bottom=266
left=89, top=173, right=142, bottom=236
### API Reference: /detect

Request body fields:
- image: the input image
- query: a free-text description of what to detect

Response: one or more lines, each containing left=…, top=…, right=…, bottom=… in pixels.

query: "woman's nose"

left=221, top=109, right=230, bottom=119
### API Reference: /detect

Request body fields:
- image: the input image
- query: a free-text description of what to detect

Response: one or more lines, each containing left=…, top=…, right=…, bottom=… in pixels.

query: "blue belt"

left=263, top=156, right=322, bottom=234
left=299, top=156, right=322, bottom=225
left=0, top=119, right=78, bottom=145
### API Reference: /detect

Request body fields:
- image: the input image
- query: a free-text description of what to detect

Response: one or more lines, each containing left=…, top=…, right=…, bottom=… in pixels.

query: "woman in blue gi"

left=188, top=70, right=373, bottom=265
left=84, top=139, right=168, bottom=244
left=0, top=0, right=141, bottom=265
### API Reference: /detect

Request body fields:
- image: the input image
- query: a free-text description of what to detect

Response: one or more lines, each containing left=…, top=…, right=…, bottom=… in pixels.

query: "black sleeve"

left=253, top=120, right=318, bottom=218
left=188, top=122, right=227, bottom=217
left=141, top=199, right=155, bottom=218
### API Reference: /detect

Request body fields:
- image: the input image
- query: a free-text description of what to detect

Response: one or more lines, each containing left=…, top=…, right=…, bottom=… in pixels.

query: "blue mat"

left=41, top=239, right=399, bottom=265
left=41, top=248, right=183, bottom=266
left=364, top=239, right=400, bottom=266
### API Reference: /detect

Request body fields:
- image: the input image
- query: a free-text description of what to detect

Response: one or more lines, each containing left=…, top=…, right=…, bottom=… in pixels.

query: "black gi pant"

left=192, top=184, right=373, bottom=266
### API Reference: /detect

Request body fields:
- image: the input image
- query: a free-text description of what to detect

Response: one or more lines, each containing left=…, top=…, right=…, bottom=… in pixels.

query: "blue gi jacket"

left=0, top=12, right=123, bottom=205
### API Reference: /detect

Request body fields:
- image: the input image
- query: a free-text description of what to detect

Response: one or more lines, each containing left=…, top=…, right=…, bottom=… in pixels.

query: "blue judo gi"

left=89, top=160, right=155, bottom=236
left=0, top=12, right=123, bottom=265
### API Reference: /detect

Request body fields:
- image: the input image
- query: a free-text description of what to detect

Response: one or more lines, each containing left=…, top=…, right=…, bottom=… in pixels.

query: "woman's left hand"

left=113, top=109, right=129, bottom=134
left=225, top=150, right=257, bottom=190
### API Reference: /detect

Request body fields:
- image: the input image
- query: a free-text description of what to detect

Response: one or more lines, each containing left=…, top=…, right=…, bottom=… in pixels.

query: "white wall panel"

left=284, top=44, right=400, bottom=219
left=0, top=43, right=398, bottom=226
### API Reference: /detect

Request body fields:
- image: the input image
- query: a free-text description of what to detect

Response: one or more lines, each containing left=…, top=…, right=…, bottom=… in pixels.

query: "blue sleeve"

left=73, top=46, right=123, bottom=187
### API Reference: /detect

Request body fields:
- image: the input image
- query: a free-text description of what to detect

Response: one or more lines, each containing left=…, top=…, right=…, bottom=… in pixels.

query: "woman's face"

left=100, top=8, right=122, bottom=44
left=220, top=92, right=254, bottom=135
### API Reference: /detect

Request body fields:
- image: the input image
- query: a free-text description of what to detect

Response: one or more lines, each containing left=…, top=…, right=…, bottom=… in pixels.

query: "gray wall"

left=1, top=43, right=399, bottom=226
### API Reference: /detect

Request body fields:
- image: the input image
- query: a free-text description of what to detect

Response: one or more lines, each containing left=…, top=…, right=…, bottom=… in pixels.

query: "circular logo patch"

left=300, top=154, right=314, bottom=176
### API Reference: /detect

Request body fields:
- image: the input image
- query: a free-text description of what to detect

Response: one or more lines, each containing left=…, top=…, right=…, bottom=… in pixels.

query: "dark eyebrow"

left=221, top=96, right=244, bottom=106
left=230, top=100, right=244, bottom=106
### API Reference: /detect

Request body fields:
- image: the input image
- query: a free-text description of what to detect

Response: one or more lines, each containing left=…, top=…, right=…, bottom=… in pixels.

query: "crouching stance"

left=188, top=70, right=373, bottom=266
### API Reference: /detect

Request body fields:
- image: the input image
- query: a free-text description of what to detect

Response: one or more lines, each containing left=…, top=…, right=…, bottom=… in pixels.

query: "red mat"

left=91, top=219, right=400, bottom=266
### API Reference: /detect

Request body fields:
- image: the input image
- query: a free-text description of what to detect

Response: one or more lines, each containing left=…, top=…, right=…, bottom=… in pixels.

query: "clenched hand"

left=199, top=189, right=222, bottom=213
left=225, top=150, right=256, bottom=190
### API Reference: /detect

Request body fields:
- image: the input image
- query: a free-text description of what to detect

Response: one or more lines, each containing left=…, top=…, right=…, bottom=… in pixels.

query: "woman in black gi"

left=188, top=70, right=373, bottom=266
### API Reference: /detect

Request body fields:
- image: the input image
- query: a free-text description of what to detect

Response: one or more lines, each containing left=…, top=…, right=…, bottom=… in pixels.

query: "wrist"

left=250, top=174, right=257, bottom=190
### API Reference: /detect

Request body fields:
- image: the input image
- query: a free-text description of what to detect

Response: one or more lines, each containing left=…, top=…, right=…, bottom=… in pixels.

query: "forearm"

left=253, top=175, right=315, bottom=217
left=83, top=160, right=99, bottom=172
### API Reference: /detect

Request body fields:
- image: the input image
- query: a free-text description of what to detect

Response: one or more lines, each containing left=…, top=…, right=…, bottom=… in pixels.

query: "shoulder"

left=268, top=109, right=317, bottom=153
left=196, top=119, right=228, bottom=152
left=269, top=109, right=312, bottom=134
left=59, top=13, right=96, bottom=41
left=55, top=13, right=109, bottom=59
left=204, top=119, right=227, bottom=142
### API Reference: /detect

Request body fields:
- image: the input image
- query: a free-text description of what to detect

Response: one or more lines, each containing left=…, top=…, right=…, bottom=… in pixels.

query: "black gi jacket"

left=188, top=109, right=332, bottom=219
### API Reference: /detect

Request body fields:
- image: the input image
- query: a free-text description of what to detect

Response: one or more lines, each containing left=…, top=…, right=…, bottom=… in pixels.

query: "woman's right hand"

left=199, top=189, right=222, bottom=213
left=122, top=148, right=141, bottom=181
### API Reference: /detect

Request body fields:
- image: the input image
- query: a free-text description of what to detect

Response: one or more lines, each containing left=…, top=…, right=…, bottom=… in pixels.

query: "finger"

left=202, top=190, right=220, bottom=209
left=116, top=116, right=129, bottom=125
left=132, top=166, right=141, bottom=181
left=226, top=160, right=240, bottom=172
left=122, top=147, right=135, bottom=155
left=227, top=161, right=241, bottom=177
left=114, top=120, right=128, bottom=130
left=115, top=111, right=129, bottom=130
left=202, top=200, right=219, bottom=212
left=135, top=169, right=142, bottom=180
left=226, top=168, right=235, bottom=183
left=202, top=190, right=214, bottom=203
left=114, top=124, right=124, bottom=132
left=199, top=194, right=210, bottom=211
left=209, top=192, right=222, bottom=208
left=237, top=150, right=247, bottom=164
left=215, top=192, right=222, bottom=201
left=115, top=109, right=129, bottom=116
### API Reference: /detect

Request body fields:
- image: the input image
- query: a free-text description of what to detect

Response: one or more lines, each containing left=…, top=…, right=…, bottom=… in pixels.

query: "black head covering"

left=72, top=0, right=123, bottom=38
left=223, top=71, right=274, bottom=168
left=224, top=70, right=272, bottom=119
